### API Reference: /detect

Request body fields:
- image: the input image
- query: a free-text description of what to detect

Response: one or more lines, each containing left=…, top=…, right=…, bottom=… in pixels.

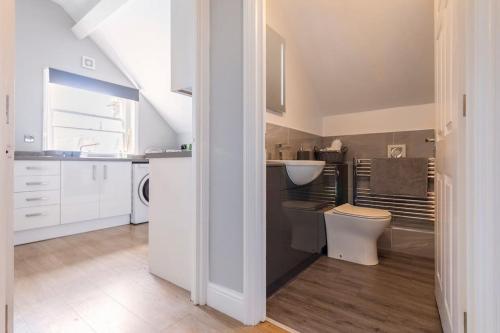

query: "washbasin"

left=269, top=160, right=326, bottom=186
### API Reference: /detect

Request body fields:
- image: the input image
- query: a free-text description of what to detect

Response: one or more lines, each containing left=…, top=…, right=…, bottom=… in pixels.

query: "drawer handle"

left=25, top=197, right=47, bottom=202
left=25, top=166, right=43, bottom=170
left=25, top=182, right=47, bottom=186
left=25, top=212, right=46, bottom=218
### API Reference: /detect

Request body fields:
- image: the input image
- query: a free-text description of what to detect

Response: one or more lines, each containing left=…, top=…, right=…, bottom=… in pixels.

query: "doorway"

left=260, top=0, right=466, bottom=332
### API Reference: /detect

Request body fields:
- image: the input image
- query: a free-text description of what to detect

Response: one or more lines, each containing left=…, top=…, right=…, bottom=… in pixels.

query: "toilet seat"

left=327, top=203, right=391, bottom=220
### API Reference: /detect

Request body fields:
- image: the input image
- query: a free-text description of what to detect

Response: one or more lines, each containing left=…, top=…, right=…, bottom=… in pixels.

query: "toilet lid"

left=331, top=203, right=391, bottom=219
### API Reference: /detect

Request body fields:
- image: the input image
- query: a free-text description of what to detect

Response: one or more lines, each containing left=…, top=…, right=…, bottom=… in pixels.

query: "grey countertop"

left=14, top=152, right=147, bottom=163
left=145, top=151, right=192, bottom=158
left=14, top=151, right=192, bottom=161
left=266, top=160, right=285, bottom=166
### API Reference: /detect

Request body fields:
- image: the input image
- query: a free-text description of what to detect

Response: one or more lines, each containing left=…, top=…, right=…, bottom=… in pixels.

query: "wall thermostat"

left=81, top=56, right=96, bottom=70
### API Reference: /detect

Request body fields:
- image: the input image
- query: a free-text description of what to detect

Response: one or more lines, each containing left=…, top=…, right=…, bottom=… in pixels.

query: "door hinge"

left=5, top=95, right=10, bottom=125
left=462, top=94, right=467, bottom=117
left=464, top=311, right=468, bottom=333
left=5, top=304, right=8, bottom=333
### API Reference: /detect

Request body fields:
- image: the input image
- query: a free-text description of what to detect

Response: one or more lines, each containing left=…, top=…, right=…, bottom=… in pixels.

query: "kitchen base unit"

left=13, top=159, right=133, bottom=245
left=148, top=152, right=193, bottom=292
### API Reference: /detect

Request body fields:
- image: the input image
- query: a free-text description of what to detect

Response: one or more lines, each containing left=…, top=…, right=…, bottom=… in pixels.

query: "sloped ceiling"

left=53, top=0, right=434, bottom=130
left=268, top=0, right=435, bottom=116
left=51, top=0, right=192, bottom=135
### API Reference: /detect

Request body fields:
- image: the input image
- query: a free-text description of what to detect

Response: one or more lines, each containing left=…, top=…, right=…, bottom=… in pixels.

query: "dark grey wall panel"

left=49, top=68, right=139, bottom=101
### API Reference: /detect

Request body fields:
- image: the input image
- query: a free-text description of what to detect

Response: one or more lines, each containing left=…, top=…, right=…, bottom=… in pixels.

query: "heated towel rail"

left=353, top=158, right=436, bottom=223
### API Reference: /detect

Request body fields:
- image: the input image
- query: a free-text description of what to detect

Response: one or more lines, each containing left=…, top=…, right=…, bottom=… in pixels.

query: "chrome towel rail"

left=354, top=158, right=436, bottom=223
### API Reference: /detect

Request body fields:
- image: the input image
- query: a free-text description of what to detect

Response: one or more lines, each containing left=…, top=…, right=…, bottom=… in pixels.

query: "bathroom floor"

left=267, top=252, right=442, bottom=333
left=13, top=224, right=285, bottom=333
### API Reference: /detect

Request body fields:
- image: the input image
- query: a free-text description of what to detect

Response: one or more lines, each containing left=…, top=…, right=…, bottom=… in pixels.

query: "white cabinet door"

left=99, top=162, right=132, bottom=219
left=171, top=0, right=195, bottom=95
left=61, top=161, right=100, bottom=224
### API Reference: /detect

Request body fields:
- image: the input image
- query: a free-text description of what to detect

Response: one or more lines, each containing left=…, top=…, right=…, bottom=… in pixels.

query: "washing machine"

left=131, top=162, right=149, bottom=224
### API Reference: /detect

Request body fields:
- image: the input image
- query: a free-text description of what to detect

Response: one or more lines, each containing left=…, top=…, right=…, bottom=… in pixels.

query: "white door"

left=0, top=0, right=15, bottom=330
left=434, top=0, right=466, bottom=332
left=99, top=162, right=132, bottom=219
left=61, top=161, right=100, bottom=224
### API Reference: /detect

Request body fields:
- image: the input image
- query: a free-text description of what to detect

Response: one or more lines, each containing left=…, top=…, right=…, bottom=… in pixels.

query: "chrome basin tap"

left=80, top=143, right=100, bottom=152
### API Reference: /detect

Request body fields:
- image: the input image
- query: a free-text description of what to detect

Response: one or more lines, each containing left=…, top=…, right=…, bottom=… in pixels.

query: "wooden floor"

left=267, top=252, right=443, bottom=333
left=14, top=224, right=285, bottom=333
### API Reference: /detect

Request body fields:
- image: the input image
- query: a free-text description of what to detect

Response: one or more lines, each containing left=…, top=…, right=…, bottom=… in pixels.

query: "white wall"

left=265, top=0, right=434, bottom=137
left=93, top=0, right=193, bottom=138
left=322, top=103, right=435, bottom=137
left=209, top=0, right=244, bottom=293
left=265, top=0, right=323, bottom=136
left=15, top=0, right=178, bottom=152
left=138, top=95, right=178, bottom=153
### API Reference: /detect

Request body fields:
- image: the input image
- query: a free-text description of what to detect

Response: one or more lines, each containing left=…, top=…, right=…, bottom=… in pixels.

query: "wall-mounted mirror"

left=267, top=26, right=286, bottom=113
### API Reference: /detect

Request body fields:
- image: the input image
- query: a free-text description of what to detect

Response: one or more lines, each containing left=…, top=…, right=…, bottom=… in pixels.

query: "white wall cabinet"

left=61, top=161, right=131, bottom=224
left=171, top=0, right=195, bottom=95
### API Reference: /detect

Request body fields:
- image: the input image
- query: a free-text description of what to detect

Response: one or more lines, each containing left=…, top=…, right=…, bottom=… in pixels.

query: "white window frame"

left=42, top=68, right=140, bottom=155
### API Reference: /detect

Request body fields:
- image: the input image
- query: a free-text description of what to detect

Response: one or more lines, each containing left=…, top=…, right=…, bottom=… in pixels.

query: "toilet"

left=324, top=203, right=391, bottom=265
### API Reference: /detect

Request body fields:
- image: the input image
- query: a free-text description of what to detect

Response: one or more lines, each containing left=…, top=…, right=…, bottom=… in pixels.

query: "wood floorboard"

left=14, top=224, right=284, bottom=333
left=267, top=252, right=443, bottom=333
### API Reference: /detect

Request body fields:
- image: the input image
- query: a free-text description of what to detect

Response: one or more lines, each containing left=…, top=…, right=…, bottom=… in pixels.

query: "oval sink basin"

left=268, top=160, right=326, bottom=186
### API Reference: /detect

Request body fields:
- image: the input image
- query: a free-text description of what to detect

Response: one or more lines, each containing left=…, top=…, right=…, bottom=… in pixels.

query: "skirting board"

left=14, top=215, right=130, bottom=245
left=207, top=282, right=245, bottom=323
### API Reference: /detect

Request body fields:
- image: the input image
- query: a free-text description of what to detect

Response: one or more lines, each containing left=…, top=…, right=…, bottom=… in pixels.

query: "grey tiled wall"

left=265, top=123, right=436, bottom=259
left=265, top=123, right=322, bottom=160
left=322, top=129, right=435, bottom=160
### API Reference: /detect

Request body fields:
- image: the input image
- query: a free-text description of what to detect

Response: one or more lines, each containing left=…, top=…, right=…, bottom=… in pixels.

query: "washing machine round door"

left=138, top=175, right=150, bottom=206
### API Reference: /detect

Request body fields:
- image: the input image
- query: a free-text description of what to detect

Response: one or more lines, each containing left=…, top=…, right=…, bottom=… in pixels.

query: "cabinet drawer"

left=15, top=175, right=60, bottom=193
left=14, top=190, right=60, bottom=209
left=14, top=205, right=61, bottom=231
left=15, top=161, right=60, bottom=177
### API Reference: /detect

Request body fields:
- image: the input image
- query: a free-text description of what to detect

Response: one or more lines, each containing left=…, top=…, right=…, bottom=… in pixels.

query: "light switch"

left=24, top=135, right=35, bottom=143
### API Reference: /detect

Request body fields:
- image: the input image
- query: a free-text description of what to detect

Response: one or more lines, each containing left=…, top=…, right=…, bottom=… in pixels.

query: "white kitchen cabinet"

left=14, top=161, right=61, bottom=232
left=61, top=161, right=100, bottom=224
left=15, top=205, right=61, bottom=232
left=14, top=175, right=60, bottom=192
left=149, top=156, right=193, bottom=291
left=15, top=160, right=60, bottom=177
left=171, top=0, right=195, bottom=95
left=14, top=190, right=60, bottom=209
left=99, top=162, right=132, bottom=219
left=61, top=161, right=131, bottom=224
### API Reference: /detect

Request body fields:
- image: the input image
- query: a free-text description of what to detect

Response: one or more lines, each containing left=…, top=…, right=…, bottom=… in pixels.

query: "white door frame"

left=192, top=0, right=210, bottom=306
left=193, top=0, right=267, bottom=325
left=241, top=0, right=267, bottom=324
left=465, top=0, right=500, bottom=331
left=0, top=0, right=15, bottom=331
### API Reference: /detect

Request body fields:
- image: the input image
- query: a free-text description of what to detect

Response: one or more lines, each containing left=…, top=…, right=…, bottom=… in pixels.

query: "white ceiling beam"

left=72, top=0, right=133, bottom=40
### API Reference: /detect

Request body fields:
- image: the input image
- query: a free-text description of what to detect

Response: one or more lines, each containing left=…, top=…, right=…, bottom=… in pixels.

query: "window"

left=43, top=68, right=139, bottom=155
